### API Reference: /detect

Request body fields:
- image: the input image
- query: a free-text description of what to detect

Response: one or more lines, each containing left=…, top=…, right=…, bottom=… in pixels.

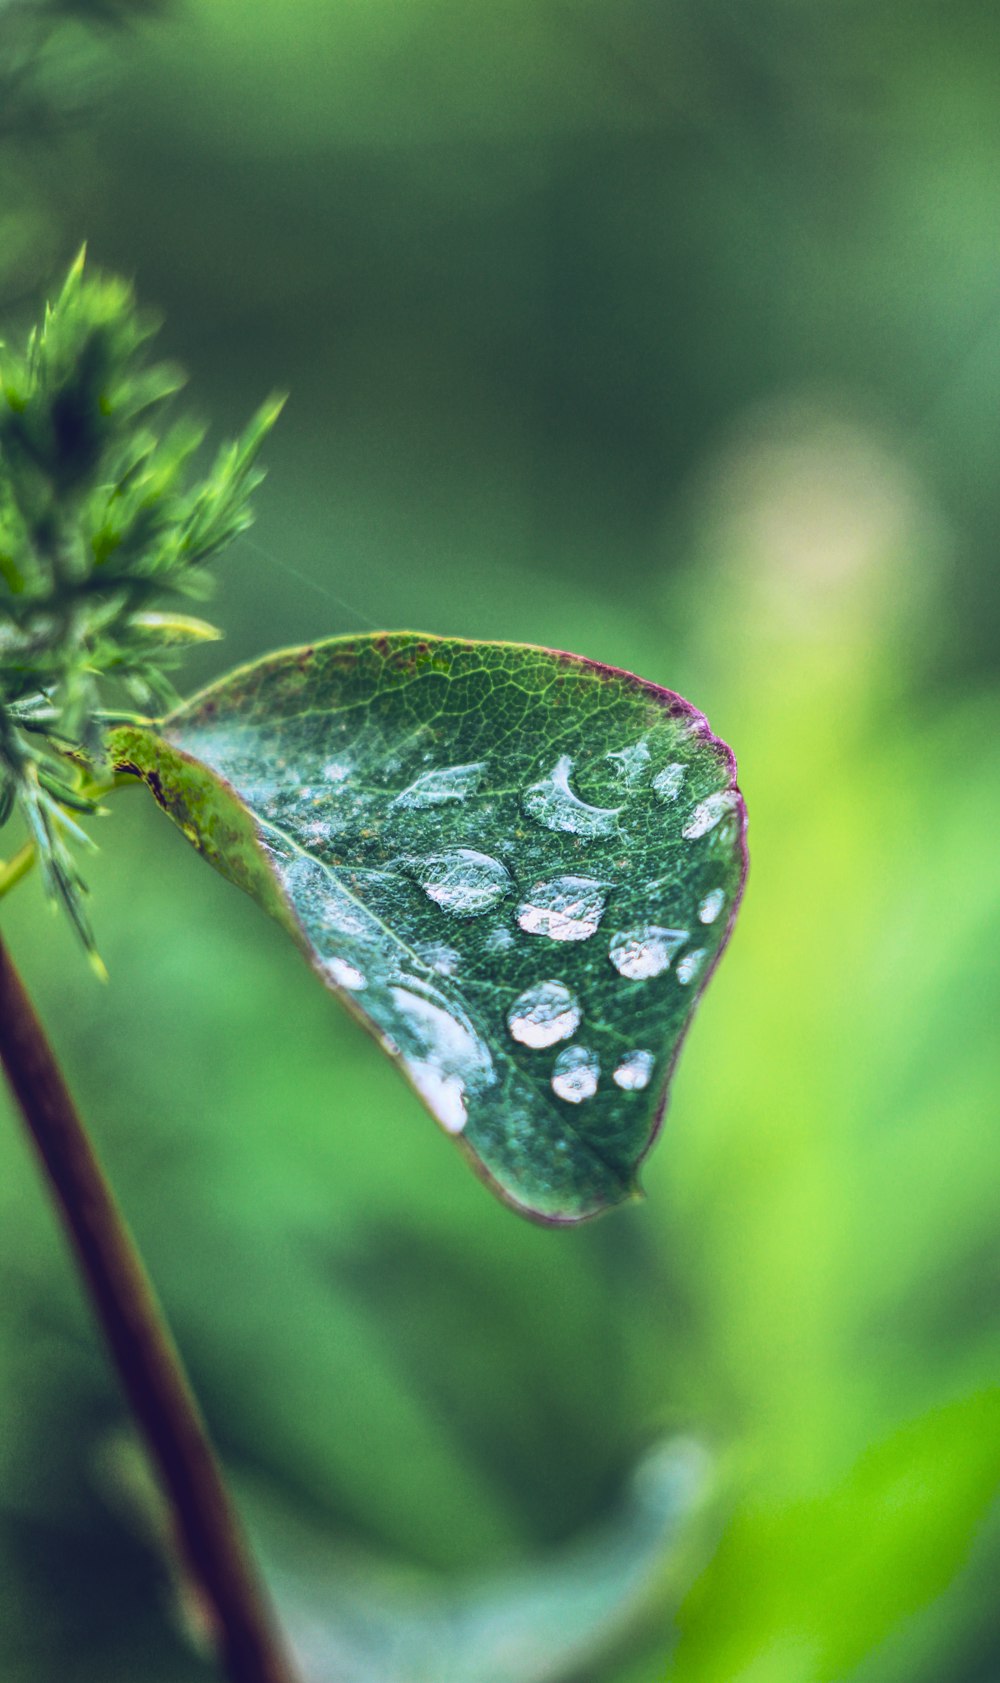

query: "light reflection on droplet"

left=507, top=980, right=581, bottom=1050
left=608, top=926, right=688, bottom=979
left=698, top=887, right=726, bottom=924
left=389, top=979, right=496, bottom=1134
left=683, top=790, right=738, bottom=840
left=323, top=956, right=366, bottom=991
left=613, top=1050, right=655, bottom=1091
left=676, top=948, right=707, bottom=985
left=408, top=849, right=512, bottom=916
left=551, top=1045, right=600, bottom=1104
left=652, top=763, right=686, bottom=802
left=517, top=876, right=607, bottom=943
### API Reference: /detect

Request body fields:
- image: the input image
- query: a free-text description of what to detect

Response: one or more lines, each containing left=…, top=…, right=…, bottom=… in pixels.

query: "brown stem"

left=0, top=930, right=302, bottom=1683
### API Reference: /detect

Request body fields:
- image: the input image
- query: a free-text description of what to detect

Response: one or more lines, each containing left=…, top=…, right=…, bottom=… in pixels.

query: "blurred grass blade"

left=109, top=633, right=747, bottom=1222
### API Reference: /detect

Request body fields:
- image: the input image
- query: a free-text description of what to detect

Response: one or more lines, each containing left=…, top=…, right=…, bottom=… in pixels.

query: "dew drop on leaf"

left=676, top=948, right=707, bottom=985
left=608, top=925, right=689, bottom=979
left=698, top=887, right=726, bottom=924
left=407, top=848, right=512, bottom=916
left=551, top=1045, right=600, bottom=1104
left=412, top=940, right=461, bottom=975
left=652, top=763, right=686, bottom=802
left=522, top=754, right=622, bottom=838
left=517, top=876, right=608, bottom=942
left=683, top=790, right=739, bottom=840
left=389, top=978, right=495, bottom=1134
left=506, top=980, right=582, bottom=1050
left=613, top=1049, right=655, bottom=1091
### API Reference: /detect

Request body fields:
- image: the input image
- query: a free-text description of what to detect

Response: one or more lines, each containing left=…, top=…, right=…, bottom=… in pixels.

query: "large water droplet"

left=698, top=887, right=726, bottom=924
left=613, top=1049, right=655, bottom=1091
left=392, top=761, right=486, bottom=810
left=551, top=1045, right=600, bottom=1104
left=609, top=925, right=688, bottom=980
left=323, top=956, right=367, bottom=991
left=517, top=876, right=607, bottom=942
left=389, top=978, right=495, bottom=1134
left=683, top=790, right=738, bottom=840
left=523, top=754, right=621, bottom=838
left=652, top=763, right=686, bottom=802
left=507, top=980, right=582, bottom=1050
left=408, top=849, right=512, bottom=916
left=676, top=947, right=707, bottom=985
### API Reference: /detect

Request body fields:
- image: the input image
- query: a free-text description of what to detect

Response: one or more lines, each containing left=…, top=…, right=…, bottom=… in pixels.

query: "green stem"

left=0, top=930, right=303, bottom=1683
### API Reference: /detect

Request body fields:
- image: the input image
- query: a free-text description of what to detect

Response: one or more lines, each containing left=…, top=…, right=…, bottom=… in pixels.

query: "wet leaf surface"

left=110, top=634, right=747, bottom=1221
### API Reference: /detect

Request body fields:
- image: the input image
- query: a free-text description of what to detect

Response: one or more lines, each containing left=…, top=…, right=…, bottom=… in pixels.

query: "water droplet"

left=408, top=849, right=512, bottom=917
left=392, top=761, right=486, bottom=810
left=484, top=926, right=515, bottom=954
left=652, top=763, right=686, bottom=802
left=683, top=790, right=738, bottom=840
left=413, top=940, right=461, bottom=976
left=613, top=1049, right=655, bottom=1090
left=551, top=1045, right=600, bottom=1104
left=609, top=925, right=688, bottom=979
left=698, top=887, right=726, bottom=924
left=676, top=948, right=707, bottom=985
left=389, top=978, right=495, bottom=1134
left=606, top=739, right=651, bottom=788
left=517, top=876, right=607, bottom=942
left=523, top=754, right=621, bottom=838
left=324, top=956, right=366, bottom=991
left=507, top=980, right=581, bottom=1049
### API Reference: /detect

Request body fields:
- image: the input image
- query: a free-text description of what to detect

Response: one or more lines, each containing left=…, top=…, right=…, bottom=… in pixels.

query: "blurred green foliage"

left=0, top=2, right=998, bottom=1680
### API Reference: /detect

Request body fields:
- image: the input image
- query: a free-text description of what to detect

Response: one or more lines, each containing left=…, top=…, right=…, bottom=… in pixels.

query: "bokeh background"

left=1, top=2, right=999, bottom=1679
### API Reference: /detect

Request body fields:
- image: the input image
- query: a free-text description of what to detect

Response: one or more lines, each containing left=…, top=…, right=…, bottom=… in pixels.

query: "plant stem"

left=0, top=931, right=302, bottom=1683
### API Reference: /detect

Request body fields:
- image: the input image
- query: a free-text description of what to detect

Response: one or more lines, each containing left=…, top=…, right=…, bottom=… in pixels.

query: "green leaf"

left=259, top=1439, right=707, bottom=1683
left=109, top=633, right=747, bottom=1222
left=104, top=1432, right=709, bottom=1683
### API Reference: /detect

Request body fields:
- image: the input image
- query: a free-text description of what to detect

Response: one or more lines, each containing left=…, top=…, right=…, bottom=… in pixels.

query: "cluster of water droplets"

left=242, top=724, right=739, bottom=1134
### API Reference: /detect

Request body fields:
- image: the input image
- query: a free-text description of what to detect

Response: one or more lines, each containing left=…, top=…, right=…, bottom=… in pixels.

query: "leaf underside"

left=110, top=634, right=747, bottom=1222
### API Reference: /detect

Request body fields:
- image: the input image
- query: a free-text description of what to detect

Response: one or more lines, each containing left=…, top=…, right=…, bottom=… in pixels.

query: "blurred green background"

left=1, top=2, right=999, bottom=1679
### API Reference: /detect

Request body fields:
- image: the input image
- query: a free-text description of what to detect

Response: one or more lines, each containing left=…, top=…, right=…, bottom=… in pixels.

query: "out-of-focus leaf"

left=104, top=1434, right=708, bottom=1683
left=109, top=633, right=746, bottom=1222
